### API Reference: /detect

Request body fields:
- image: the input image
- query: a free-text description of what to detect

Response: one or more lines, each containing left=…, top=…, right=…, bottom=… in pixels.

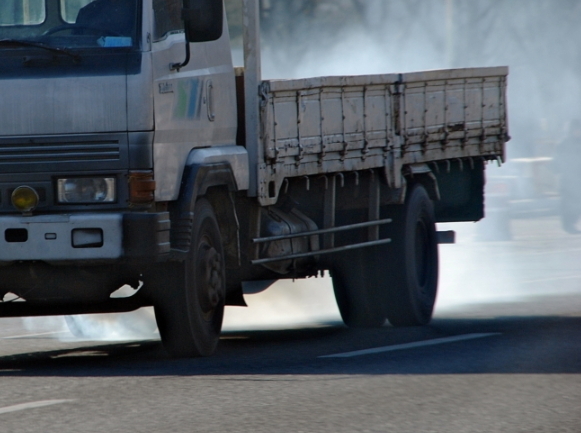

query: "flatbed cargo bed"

left=256, top=67, right=508, bottom=204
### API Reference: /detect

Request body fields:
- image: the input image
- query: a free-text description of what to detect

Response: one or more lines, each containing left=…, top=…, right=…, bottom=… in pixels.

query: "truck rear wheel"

left=330, top=250, right=386, bottom=328
left=382, top=184, right=439, bottom=326
left=153, top=199, right=225, bottom=357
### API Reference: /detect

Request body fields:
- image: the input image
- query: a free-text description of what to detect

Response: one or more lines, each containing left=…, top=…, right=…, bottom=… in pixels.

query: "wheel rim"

left=196, top=235, right=224, bottom=322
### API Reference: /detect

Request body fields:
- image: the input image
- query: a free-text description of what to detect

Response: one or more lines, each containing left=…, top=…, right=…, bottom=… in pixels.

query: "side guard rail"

left=251, top=218, right=392, bottom=265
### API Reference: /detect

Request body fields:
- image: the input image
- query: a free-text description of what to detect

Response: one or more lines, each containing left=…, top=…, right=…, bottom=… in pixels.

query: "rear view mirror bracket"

left=170, top=1, right=223, bottom=72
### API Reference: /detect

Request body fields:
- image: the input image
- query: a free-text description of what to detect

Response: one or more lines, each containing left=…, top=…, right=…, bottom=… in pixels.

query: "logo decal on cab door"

left=174, top=79, right=202, bottom=119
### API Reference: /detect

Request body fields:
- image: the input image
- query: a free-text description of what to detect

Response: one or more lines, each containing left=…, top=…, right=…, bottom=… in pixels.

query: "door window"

left=60, top=0, right=93, bottom=23
left=153, top=0, right=183, bottom=41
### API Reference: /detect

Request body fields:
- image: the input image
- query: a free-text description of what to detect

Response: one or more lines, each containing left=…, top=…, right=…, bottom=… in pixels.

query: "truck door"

left=151, top=0, right=237, bottom=201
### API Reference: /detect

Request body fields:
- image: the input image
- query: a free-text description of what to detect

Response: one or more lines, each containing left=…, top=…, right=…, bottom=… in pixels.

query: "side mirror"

left=182, top=0, right=224, bottom=43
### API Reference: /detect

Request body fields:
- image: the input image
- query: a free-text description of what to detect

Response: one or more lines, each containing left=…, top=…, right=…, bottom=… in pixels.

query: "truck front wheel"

left=153, top=198, right=225, bottom=357
left=383, top=184, right=439, bottom=326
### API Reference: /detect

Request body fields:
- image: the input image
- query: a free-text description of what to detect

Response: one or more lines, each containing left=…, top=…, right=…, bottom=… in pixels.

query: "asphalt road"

left=0, top=215, right=580, bottom=433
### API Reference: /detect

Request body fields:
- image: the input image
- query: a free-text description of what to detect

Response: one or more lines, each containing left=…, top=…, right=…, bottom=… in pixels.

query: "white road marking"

left=319, top=333, right=501, bottom=358
left=521, top=275, right=581, bottom=284
left=529, top=247, right=581, bottom=256
left=0, top=400, right=73, bottom=415
left=1, top=331, right=67, bottom=340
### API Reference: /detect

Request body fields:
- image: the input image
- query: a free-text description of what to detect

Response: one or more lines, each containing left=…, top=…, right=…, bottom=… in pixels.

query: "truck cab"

left=0, top=0, right=244, bottom=304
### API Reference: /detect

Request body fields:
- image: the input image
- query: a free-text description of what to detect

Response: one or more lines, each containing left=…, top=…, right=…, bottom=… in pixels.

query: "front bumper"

left=0, top=212, right=170, bottom=263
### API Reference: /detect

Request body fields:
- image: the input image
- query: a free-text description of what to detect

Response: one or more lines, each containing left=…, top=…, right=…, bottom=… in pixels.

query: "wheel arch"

left=402, top=159, right=486, bottom=223
left=169, top=150, right=241, bottom=261
left=403, top=163, right=440, bottom=203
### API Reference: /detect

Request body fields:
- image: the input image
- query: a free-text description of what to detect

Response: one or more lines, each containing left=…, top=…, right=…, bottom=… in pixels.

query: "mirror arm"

left=170, top=41, right=190, bottom=71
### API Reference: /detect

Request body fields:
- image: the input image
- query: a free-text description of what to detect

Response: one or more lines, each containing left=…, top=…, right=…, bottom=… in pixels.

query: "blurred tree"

left=260, top=0, right=366, bottom=75
left=225, top=0, right=368, bottom=75
left=225, top=0, right=581, bottom=132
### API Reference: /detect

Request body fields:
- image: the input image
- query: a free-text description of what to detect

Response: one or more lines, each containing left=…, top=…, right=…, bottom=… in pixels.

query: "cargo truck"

left=0, top=0, right=508, bottom=357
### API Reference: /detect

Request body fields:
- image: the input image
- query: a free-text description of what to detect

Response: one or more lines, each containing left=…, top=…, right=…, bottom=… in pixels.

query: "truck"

left=0, top=0, right=508, bottom=357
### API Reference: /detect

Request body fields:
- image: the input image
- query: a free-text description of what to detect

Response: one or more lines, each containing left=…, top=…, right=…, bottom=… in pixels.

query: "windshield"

left=0, top=1, right=46, bottom=26
left=0, top=0, right=140, bottom=49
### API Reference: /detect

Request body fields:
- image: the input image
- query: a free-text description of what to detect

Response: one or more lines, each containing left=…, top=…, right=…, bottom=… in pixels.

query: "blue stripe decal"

left=187, top=79, right=200, bottom=118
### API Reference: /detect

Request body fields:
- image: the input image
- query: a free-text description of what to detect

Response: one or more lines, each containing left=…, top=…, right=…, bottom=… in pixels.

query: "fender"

left=403, top=163, right=440, bottom=202
left=432, top=158, right=485, bottom=222
left=169, top=146, right=248, bottom=257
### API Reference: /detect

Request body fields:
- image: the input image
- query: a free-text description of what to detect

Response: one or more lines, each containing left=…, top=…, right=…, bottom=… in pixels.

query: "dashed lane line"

left=0, top=400, right=74, bottom=415
left=521, top=274, right=581, bottom=284
left=319, top=333, right=501, bottom=358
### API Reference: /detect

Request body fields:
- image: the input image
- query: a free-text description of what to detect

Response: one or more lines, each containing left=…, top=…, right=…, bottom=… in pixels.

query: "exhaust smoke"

left=21, top=285, right=158, bottom=342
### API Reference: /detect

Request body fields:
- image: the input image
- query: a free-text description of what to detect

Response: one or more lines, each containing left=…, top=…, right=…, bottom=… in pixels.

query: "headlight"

left=57, top=177, right=116, bottom=204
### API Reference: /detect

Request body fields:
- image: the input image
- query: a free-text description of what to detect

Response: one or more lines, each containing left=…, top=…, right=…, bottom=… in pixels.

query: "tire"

left=330, top=249, right=386, bottom=328
left=153, top=198, right=225, bottom=357
left=382, top=184, right=439, bottom=326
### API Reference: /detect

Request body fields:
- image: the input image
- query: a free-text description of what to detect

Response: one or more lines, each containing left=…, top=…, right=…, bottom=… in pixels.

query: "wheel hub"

left=198, top=243, right=223, bottom=314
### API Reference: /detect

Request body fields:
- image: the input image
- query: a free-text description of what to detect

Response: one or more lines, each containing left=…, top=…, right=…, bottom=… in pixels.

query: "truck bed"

left=256, top=67, right=508, bottom=205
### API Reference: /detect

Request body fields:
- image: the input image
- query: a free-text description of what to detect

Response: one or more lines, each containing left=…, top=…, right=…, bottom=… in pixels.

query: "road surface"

left=0, top=215, right=580, bottom=433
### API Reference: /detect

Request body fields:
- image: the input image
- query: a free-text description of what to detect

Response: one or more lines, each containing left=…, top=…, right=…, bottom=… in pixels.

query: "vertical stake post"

left=243, top=0, right=262, bottom=197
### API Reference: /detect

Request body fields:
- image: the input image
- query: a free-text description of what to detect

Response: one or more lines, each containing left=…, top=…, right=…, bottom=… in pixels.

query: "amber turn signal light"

left=128, top=171, right=156, bottom=206
left=11, top=186, right=39, bottom=213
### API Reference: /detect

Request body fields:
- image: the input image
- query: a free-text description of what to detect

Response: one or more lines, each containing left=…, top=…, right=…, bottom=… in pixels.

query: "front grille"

left=0, top=133, right=128, bottom=173
left=0, top=140, right=120, bottom=165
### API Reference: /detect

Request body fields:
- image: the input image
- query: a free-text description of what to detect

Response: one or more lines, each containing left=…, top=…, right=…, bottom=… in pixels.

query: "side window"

left=60, top=0, right=93, bottom=23
left=153, top=0, right=183, bottom=41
